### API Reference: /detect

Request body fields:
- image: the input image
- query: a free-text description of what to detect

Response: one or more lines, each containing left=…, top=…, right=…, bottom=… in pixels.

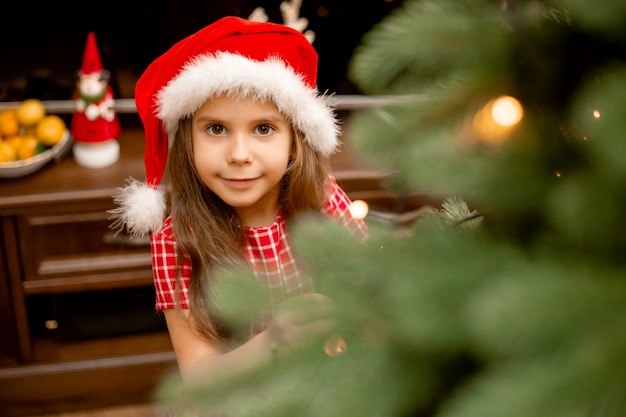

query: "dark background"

left=0, top=0, right=405, bottom=102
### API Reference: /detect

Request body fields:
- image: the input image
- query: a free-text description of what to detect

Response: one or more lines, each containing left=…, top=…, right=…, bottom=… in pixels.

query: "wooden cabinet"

left=0, top=105, right=432, bottom=416
left=0, top=118, right=176, bottom=416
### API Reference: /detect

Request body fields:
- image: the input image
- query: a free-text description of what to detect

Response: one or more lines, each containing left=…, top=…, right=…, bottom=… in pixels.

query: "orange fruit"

left=16, top=99, right=46, bottom=127
left=0, top=109, right=20, bottom=137
left=0, top=141, right=17, bottom=162
left=17, top=135, right=40, bottom=160
left=5, top=135, right=23, bottom=151
left=36, top=115, right=66, bottom=146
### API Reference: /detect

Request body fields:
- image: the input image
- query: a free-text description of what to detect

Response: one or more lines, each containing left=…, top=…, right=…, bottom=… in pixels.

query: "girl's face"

left=191, top=94, right=293, bottom=227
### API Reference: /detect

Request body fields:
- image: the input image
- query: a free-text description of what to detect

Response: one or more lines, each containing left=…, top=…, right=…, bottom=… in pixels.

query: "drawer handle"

left=102, top=231, right=150, bottom=247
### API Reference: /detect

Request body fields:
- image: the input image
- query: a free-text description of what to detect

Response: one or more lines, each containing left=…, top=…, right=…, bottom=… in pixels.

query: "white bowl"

left=0, top=130, right=73, bottom=178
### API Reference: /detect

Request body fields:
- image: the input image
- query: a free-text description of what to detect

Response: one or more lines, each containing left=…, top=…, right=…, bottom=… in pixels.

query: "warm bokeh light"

left=324, top=334, right=348, bottom=357
left=491, top=95, right=523, bottom=127
left=45, top=320, right=59, bottom=330
left=349, top=199, right=369, bottom=220
left=593, top=109, right=601, bottom=119
left=467, top=95, right=524, bottom=146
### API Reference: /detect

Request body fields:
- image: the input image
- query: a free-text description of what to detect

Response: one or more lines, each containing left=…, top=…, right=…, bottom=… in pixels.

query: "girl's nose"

left=227, top=134, right=253, bottom=165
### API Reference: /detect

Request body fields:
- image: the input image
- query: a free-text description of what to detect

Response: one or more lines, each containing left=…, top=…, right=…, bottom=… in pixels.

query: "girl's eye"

left=255, top=124, right=274, bottom=135
left=207, top=124, right=225, bottom=135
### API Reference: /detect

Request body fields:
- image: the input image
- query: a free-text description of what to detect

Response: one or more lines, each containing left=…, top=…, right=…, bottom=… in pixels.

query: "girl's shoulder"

left=323, top=176, right=352, bottom=213
left=323, top=176, right=368, bottom=239
left=151, top=215, right=175, bottom=241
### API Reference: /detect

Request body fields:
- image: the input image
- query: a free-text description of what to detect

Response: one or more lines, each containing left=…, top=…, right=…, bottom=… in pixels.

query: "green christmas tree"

left=161, top=1, right=626, bottom=416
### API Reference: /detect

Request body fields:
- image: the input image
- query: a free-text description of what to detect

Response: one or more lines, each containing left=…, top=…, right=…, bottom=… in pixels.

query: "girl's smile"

left=191, top=94, right=293, bottom=227
left=220, top=177, right=260, bottom=188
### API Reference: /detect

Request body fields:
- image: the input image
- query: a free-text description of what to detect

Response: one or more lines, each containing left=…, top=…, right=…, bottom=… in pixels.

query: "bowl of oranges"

left=0, top=99, right=73, bottom=178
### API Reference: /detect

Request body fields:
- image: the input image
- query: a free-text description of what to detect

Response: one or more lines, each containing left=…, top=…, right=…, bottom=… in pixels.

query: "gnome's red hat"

left=111, top=16, right=339, bottom=236
left=80, top=32, right=104, bottom=75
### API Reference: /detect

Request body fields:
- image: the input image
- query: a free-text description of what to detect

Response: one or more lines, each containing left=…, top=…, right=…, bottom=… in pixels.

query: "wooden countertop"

left=0, top=128, right=146, bottom=212
left=0, top=112, right=394, bottom=214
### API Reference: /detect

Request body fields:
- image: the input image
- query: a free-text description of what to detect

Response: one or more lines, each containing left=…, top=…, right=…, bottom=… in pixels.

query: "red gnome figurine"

left=71, top=32, right=121, bottom=168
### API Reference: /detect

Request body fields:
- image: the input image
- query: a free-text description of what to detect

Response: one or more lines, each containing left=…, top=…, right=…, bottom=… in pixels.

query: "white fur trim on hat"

left=109, top=178, right=167, bottom=237
left=156, top=52, right=339, bottom=156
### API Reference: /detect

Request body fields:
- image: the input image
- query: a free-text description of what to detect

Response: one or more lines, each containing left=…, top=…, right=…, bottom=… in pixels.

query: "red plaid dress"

left=151, top=176, right=367, bottom=318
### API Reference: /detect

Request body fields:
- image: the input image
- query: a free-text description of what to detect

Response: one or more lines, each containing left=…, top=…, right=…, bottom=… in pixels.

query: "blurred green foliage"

left=163, top=1, right=626, bottom=416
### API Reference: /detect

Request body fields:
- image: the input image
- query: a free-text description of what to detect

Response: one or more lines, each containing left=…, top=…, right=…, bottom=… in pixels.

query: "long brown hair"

left=165, top=109, right=332, bottom=349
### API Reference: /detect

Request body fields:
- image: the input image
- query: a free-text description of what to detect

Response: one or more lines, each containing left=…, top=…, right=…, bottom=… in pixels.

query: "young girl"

left=111, top=15, right=367, bottom=381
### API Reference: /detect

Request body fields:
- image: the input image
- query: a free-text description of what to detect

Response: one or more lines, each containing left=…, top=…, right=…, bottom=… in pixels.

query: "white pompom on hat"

left=111, top=16, right=340, bottom=237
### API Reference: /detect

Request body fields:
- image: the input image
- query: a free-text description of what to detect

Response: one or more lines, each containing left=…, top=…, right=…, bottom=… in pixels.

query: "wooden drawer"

left=0, top=125, right=177, bottom=416
left=15, top=199, right=152, bottom=295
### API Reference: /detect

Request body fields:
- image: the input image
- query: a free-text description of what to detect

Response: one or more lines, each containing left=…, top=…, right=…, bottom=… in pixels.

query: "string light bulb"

left=349, top=200, right=369, bottom=220
left=469, top=95, right=524, bottom=146
left=491, top=95, right=523, bottom=127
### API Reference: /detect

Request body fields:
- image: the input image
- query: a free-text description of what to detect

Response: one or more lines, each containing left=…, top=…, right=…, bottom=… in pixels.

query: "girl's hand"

left=268, top=292, right=337, bottom=354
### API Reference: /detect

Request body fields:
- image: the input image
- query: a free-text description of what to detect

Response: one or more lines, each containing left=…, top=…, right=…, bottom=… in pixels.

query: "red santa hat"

left=80, top=32, right=104, bottom=75
left=111, top=16, right=340, bottom=237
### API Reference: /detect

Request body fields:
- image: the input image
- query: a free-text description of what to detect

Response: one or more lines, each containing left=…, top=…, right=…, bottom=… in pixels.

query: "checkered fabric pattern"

left=151, top=176, right=367, bottom=313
